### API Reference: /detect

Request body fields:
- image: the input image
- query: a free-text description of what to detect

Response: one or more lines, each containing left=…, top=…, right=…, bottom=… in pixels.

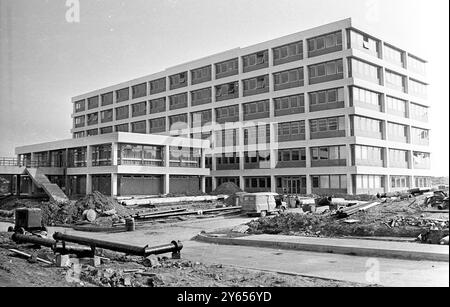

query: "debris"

left=440, top=236, right=449, bottom=245
left=56, top=254, right=71, bottom=267
left=210, top=182, right=242, bottom=196
left=143, top=255, right=160, bottom=268
left=232, top=225, right=250, bottom=233
left=343, top=219, right=360, bottom=224
left=83, top=209, right=97, bottom=222
left=9, top=249, right=53, bottom=265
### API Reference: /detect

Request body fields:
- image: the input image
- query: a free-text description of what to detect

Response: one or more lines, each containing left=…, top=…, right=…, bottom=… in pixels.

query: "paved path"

left=1, top=218, right=448, bottom=287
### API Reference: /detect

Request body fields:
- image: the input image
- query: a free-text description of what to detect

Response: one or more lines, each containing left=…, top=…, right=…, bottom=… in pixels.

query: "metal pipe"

left=53, top=232, right=182, bottom=257
left=135, top=206, right=242, bottom=220
left=144, top=241, right=183, bottom=257
left=12, top=233, right=56, bottom=248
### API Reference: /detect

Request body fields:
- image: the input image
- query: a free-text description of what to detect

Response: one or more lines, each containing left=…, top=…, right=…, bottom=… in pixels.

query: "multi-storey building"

left=0, top=18, right=432, bottom=197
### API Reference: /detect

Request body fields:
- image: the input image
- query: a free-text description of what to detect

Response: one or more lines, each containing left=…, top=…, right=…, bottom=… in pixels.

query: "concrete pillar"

left=111, top=173, right=118, bottom=197
left=383, top=147, right=389, bottom=168
left=164, top=174, right=170, bottom=194
left=164, top=145, right=170, bottom=167
left=86, top=174, right=92, bottom=194
left=345, top=144, right=352, bottom=167
left=239, top=175, right=245, bottom=191
left=270, top=175, right=276, bottom=193
left=346, top=174, right=353, bottom=195
left=201, top=176, right=206, bottom=193
left=111, top=143, right=118, bottom=166
left=86, top=146, right=93, bottom=167
left=306, top=175, right=312, bottom=195
left=305, top=146, right=312, bottom=168
left=385, top=175, right=391, bottom=193
left=200, top=149, right=206, bottom=169
left=212, top=176, right=217, bottom=191
left=238, top=151, right=245, bottom=171
left=407, top=150, right=414, bottom=169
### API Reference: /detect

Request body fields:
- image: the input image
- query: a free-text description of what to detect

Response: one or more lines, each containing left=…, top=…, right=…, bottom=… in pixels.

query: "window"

left=169, top=93, right=188, bottom=110
left=149, top=98, right=166, bottom=114
left=408, top=55, right=426, bottom=75
left=411, top=127, right=429, bottom=145
left=74, top=116, right=85, bottom=128
left=348, top=30, right=379, bottom=56
left=101, top=109, right=113, bottom=123
left=309, top=59, right=343, bottom=84
left=385, top=70, right=406, bottom=92
left=351, top=87, right=380, bottom=107
left=355, top=175, right=383, bottom=189
left=310, top=88, right=344, bottom=106
left=243, top=50, right=269, bottom=71
left=87, top=113, right=98, bottom=126
left=100, top=126, right=113, bottom=135
left=387, top=122, right=407, bottom=140
left=311, top=146, right=346, bottom=161
left=75, top=99, right=85, bottom=112
left=386, top=96, right=406, bottom=116
left=150, top=78, right=166, bottom=94
left=243, top=100, right=269, bottom=119
left=349, top=58, right=380, bottom=83
left=87, top=129, right=98, bottom=137
left=310, top=117, right=345, bottom=133
left=115, top=106, right=129, bottom=120
left=169, top=114, right=188, bottom=129
left=244, top=124, right=270, bottom=145
left=273, top=68, right=304, bottom=89
left=409, top=79, right=427, bottom=97
left=307, top=31, right=342, bottom=56
left=273, top=41, right=303, bottom=64
left=74, top=131, right=85, bottom=139
left=101, top=92, right=113, bottom=106
left=215, top=105, right=239, bottom=123
left=354, top=145, right=383, bottom=161
left=115, top=124, right=129, bottom=132
left=215, top=129, right=238, bottom=147
left=274, top=94, right=305, bottom=115
left=243, top=75, right=269, bottom=95
left=384, top=44, right=404, bottom=66
left=191, top=110, right=212, bottom=127
left=389, top=149, right=408, bottom=167
left=116, top=88, right=129, bottom=103
left=191, top=88, right=212, bottom=106
left=215, top=82, right=239, bottom=100
left=169, top=72, right=188, bottom=90
left=215, top=58, right=238, bottom=78
left=191, top=66, right=211, bottom=84
left=410, top=103, right=428, bottom=122
left=353, top=116, right=382, bottom=134
left=88, top=96, right=99, bottom=110
left=131, top=121, right=146, bottom=134
left=132, top=83, right=147, bottom=99
left=413, top=152, right=431, bottom=169
left=149, top=117, right=166, bottom=133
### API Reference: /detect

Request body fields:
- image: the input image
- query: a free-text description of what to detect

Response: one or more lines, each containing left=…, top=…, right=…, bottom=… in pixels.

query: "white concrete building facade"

left=1, top=18, right=431, bottom=197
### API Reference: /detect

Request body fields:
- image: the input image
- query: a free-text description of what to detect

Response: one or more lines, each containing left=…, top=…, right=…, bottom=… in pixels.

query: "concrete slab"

left=196, top=233, right=450, bottom=262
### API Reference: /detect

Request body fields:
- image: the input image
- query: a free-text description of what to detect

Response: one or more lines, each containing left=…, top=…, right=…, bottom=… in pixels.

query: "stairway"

left=25, top=168, right=69, bottom=204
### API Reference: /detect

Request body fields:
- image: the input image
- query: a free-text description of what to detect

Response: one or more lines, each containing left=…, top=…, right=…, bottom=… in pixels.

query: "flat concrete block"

left=56, top=254, right=71, bottom=268
left=78, top=256, right=101, bottom=267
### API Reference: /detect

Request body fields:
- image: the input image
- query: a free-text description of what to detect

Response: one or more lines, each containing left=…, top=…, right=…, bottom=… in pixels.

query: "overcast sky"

left=0, top=0, right=448, bottom=176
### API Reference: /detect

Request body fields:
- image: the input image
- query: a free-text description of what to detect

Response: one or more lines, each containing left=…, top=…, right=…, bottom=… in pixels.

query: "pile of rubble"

left=210, top=182, right=242, bottom=196
left=41, top=192, right=133, bottom=226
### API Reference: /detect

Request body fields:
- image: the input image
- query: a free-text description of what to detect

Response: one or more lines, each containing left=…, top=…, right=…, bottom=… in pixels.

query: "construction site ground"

left=244, top=197, right=449, bottom=240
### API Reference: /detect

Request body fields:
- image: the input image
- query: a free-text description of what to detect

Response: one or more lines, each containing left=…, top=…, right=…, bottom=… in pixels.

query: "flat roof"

left=15, top=132, right=210, bottom=155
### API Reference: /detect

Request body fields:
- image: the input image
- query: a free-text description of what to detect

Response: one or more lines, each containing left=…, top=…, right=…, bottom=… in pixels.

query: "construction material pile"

left=41, top=192, right=133, bottom=226
left=247, top=197, right=449, bottom=242
left=210, top=182, right=242, bottom=196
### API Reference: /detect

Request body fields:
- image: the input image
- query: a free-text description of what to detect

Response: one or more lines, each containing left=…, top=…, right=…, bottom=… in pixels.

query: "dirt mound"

left=211, top=182, right=242, bottom=196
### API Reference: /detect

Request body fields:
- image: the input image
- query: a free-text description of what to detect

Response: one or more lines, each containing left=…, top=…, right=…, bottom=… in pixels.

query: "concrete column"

left=238, top=151, right=245, bottom=171
left=346, top=144, right=352, bottom=167
left=239, top=175, right=245, bottom=191
left=346, top=174, right=353, bottom=195
left=305, top=119, right=311, bottom=141
left=212, top=176, right=217, bottom=191
left=345, top=115, right=352, bottom=138
left=164, top=145, right=170, bottom=167
left=306, top=175, right=312, bottom=195
left=305, top=146, right=312, bottom=168
left=86, top=146, right=93, bottom=167
left=86, top=174, right=92, bottom=194
left=406, top=125, right=411, bottom=144
left=381, top=121, right=388, bottom=141
left=201, top=176, right=206, bottom=193
left=111, top=143, right=118, bottom=166
left=383, top=147, right=389, bottom=168
left=270, top=175, right=276, bottom=193
left=385, top=175, right=391, bottom=193
left=407, top=150, right=414, bottom=169
left=164, top=174, right=170, bottom=194
left=111, top=173, right=118, bottom=196
left=200, top=149, right=206, bottom=169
